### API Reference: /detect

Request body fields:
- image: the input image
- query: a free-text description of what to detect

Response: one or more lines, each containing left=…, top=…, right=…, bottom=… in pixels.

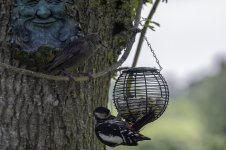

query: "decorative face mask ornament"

left=11, top=0, right=80, bottom=52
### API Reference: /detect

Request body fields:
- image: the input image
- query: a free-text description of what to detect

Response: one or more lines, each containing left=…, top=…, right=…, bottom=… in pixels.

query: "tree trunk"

left=0, top=0, right=133, bottom=149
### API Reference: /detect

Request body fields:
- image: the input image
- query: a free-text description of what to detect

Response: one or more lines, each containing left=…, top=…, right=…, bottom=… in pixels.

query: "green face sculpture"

left=11, top=0, right=80, bottom=52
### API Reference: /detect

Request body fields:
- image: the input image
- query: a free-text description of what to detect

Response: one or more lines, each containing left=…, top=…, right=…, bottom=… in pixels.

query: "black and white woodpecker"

left=93, top=107, right=150, bottom=147
left=46, top=33, right=101, bottom=72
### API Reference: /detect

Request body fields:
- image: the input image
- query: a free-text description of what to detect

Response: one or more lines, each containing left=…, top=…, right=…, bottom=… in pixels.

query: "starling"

left=45, top=33, right=101, bottom=72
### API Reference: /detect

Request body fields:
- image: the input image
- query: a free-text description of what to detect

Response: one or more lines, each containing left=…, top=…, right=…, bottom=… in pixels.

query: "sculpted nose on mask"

left=36, top=3, right=51, bottom=18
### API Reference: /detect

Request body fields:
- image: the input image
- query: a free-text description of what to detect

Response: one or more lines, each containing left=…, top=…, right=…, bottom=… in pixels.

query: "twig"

left=132, top=0, right=162, bottom=67
left=0, top=62, right=67, bottom=81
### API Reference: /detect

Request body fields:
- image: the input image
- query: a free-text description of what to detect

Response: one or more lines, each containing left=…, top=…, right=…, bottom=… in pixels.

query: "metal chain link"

left=144, top=36, right=163, bottom=71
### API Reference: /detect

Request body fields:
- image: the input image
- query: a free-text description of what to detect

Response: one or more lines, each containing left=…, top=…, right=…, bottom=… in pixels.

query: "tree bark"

left=0, top=0, right=133, bottom=149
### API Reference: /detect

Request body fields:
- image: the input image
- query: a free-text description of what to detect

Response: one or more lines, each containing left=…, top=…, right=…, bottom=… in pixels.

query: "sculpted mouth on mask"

left=32, top=18, right=57, bottom=26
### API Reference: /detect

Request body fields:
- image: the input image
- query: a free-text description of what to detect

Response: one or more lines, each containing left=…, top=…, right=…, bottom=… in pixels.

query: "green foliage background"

left=107, top=61, right=226, bottom=150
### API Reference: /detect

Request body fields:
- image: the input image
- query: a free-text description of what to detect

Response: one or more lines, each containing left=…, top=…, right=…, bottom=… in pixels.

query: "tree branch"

left=132, top=0, right=162, bottom=67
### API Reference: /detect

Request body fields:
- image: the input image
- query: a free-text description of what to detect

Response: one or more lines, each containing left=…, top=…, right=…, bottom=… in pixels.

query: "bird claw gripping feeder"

left=113, top=37, right=169, bottom=126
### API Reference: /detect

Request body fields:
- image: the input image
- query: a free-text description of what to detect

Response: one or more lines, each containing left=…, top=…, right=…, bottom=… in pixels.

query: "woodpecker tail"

left=135, top=133, right=151, bottom=141
left=140, top=134, right=151, bottom=140
left=131, top=110, right=155, bottom=132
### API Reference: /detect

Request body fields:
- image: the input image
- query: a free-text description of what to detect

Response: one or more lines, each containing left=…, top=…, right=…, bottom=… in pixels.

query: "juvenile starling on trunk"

left=46, top=33, right=100, bottom=72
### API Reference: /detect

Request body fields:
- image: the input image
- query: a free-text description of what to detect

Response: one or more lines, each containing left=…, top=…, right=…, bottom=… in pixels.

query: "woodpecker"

left=45, top=33, right=101, bottom=72
left=93, top=107, right=150, bottom=147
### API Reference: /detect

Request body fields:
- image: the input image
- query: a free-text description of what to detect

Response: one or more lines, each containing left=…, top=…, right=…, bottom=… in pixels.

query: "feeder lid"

left=122, top=67, right=159, bottom=73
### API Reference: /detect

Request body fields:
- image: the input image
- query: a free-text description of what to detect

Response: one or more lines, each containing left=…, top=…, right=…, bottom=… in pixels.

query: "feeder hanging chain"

left=144, top=36, right=163, bottom=71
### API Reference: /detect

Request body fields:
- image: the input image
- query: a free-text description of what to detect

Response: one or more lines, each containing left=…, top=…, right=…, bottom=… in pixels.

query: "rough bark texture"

left=0, top=0, right=133, bottom=149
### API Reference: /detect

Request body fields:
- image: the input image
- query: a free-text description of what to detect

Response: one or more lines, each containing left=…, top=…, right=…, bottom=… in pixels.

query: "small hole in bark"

left=113, top=22, right=126, bottom=35
left=115, top=0, right=123, bottom=9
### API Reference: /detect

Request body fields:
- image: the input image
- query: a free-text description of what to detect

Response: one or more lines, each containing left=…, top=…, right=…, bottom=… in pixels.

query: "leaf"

left=151, top=21, right=161, bottom=27
left=148, top=25, right=156, bottom=31
left=143, top=0, right=153, bottom=4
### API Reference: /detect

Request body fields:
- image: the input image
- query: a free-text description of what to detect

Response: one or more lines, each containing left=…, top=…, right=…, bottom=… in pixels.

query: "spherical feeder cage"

left=113, top=67, right=169, bottom=123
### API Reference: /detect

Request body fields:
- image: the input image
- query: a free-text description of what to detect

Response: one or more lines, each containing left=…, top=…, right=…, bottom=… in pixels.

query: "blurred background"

left=108, top=0, right=226, bottom=149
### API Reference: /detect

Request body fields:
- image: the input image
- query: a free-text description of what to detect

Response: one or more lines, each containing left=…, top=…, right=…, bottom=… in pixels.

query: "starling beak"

left=45, top=33, right=101, bottom=72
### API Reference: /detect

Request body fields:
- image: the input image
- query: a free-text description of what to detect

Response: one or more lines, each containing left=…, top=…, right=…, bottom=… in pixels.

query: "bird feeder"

left=113, top=67, right=169, bottom=123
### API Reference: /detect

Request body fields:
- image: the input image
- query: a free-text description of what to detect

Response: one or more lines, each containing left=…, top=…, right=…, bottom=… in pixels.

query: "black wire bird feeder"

left=113, top=37, right=169, bottom=124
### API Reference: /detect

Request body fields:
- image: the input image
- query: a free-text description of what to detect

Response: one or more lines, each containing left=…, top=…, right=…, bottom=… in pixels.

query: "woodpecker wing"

left=95, top=121, right=150, bottom=147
